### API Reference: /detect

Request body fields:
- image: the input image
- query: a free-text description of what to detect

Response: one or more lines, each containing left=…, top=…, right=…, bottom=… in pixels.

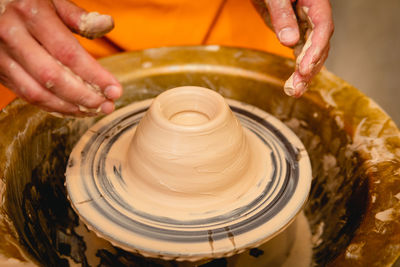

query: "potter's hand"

left=0, top=0, right=122, bottom=116
left=252, top=0, right=334, bottom=97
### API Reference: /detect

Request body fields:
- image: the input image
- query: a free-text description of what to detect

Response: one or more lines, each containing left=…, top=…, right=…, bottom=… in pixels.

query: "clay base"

left=66, top=92, right=311, bottom=261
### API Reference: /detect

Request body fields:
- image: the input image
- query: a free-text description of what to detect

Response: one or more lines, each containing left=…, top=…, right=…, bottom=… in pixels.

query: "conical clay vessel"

left=66, top=86, right=311, bottom=261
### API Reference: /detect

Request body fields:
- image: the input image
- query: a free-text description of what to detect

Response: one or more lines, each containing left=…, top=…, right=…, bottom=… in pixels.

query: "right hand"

left=0, top=0, right=123, bottom=116
left=252, top=0, right=334, bottom=97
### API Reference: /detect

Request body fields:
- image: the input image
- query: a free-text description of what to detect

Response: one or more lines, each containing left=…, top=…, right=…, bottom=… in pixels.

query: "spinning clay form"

left=66, top=86, right=312, bottom=261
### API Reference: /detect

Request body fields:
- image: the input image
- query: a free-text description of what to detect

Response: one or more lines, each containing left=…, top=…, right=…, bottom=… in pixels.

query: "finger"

left=284, top=71, right=304, bottom=97
left=0, top=16, right=109, bottom=111
left=296, top=0, right=334, bottom=76
left=20, top=0, right=122, bottom=101
left=52, top=0, right=114, bottom=39
left=266, top=0, right=300, bottom=46
left=284, top=45, right=329, bottom=97
left=310, top=44, right=329, bottom=78
left=0, top=48, right=86, bottom=116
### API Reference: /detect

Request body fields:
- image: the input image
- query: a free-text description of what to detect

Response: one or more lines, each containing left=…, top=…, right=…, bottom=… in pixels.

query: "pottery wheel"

left=66, top=87, right=311, bottom=261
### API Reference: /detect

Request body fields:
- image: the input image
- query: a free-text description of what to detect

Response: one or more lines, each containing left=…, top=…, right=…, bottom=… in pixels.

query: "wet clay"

left=66, top=86, right=312, bottom=261
left=230, top=212, right=312, bottom=267
left=126, top=86, right=269, bottom=201
left=284, top=6, right=315, bottom=96
left=78, top=12, right=114, bottom=39
left=53, top=60, right=104, bottom=116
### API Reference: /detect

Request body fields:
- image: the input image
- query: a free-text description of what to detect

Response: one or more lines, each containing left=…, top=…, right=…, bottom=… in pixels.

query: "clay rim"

left=150, top=86, right=230, bottom=132
left=65, top=98, right=312, bottom=261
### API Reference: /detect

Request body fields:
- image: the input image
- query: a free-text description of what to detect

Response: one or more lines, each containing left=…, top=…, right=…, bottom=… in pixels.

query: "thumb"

left=52, top=0, right=114, bottom=39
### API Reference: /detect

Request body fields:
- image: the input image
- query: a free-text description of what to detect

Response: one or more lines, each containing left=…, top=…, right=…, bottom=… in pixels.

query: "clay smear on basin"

left=66, top=86, right=312, bottom=261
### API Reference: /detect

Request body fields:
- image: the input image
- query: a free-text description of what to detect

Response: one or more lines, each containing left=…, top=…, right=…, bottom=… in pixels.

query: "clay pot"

left=0, top=46, right=399, bottom=266
left=126, top=86, right=253, bottom=196
left=66, top=85, right=311, bottom=263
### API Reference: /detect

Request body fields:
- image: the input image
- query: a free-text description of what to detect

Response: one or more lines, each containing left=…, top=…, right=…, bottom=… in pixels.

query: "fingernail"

left=104, top=85, right=122, bottom=100
left=278, top=28, right=298, bottom=44
left=100, top=101, right=115, bottom=114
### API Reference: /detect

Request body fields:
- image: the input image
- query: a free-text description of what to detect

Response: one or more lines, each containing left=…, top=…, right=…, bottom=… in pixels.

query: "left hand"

left=0, top=0, right=122, bottom=117
left=252, top=0, right=334, bottom=97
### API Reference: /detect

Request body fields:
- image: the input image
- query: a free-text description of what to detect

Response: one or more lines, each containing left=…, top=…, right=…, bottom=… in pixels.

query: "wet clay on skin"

left=78, top=12, right=114, bottom=39
left=284, top=6, right=315, bottom=96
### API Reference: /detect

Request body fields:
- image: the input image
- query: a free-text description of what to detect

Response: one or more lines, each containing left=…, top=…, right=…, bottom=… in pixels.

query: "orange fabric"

left=205, top=0, right=292, bottom=58
left=76, top=0, right=292, bottom=58
left=0, top=85, right=16, bottom=109
left=76, top=0, right=224, bottom=55
left=0, top=0, right=292, bottom=110
left=76, top=35, right=121, bottom=59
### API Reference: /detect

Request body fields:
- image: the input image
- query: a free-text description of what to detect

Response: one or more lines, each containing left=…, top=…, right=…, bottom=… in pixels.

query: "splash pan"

left=2, top=46, right=399, bottom=266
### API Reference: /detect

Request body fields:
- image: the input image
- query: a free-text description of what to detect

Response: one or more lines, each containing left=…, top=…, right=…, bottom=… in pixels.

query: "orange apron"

left=0, top=0, right=291, bottom=109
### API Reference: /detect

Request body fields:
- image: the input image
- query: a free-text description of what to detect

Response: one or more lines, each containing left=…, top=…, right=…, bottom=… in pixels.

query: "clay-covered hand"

left=252, top=0, right=334, bottom=97
left=0, top=0, right=122, bottom=116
